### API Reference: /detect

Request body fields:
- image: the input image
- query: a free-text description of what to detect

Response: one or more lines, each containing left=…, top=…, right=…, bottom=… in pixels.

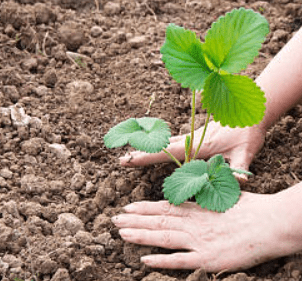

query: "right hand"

left=120, top=121, right=266, bottom=181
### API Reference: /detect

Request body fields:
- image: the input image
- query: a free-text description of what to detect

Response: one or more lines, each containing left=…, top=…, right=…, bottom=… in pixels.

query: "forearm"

left=256, top=27, right=302, bottom=132
left=273, top=182, right=302, bottom=253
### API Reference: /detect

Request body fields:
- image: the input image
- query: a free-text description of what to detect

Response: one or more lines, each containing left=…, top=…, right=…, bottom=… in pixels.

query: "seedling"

left=14, top=277, right=36, bottom=281
left=74, top=56, right=87, bottom=68
left=145, top=92, right=156, bottom=115
left=104, top=8, right=269, bottom=212
left=15, top=34, right=20, bottom=42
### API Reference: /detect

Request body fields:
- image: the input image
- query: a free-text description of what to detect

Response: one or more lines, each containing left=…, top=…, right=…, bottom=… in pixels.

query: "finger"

left=123, top=200, right=199, bottom=216
left=112, top=214, right=184, bottom=231
left=119, top=228, right=191, bottom=249
left=228, top=149, right=253, bottom=184
left=141, top=252, right=201, bottom=269
left=119, top=141, right=186, bottom=167
left=169, top=134, right=187, bottom=143
left=120, top=150, right=171, bottom=167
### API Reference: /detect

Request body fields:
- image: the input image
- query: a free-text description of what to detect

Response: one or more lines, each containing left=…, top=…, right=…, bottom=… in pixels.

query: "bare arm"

left=256, top=27, right=302, bottom=132
left=273, top=182, right=302, bottom=253
left=255, top=28, right=302, bottom=254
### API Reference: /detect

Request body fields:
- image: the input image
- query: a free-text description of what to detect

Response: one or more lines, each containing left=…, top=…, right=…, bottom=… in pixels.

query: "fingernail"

left=111, top=216, right=118, bottom=224
left=123, top=204, right=136, bottom=212
left=141, top=256, right=152, bottom=265
left=119, top=154, right=133, bottom=163
left=120, top=155, right=129, bottom=160
left=119, top=228, right=131, bottom=238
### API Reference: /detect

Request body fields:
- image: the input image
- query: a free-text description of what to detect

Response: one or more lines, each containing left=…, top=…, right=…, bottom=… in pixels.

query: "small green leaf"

left=160, top=23, right=212, bottom=91
left=195, top=166, right=241, bottom=212
left=203, top=8, right=269, bottom=73
left=202, top=73, right=266, bottom=128
left=163, top=160, right=209, bottom=205
left=231, top=168, right=253, bottom=176
left=104, top=117, right=171, bottom=153
left=207, top=154, right=226, bottom=175
left=203, top=155, right=241, bottom=212
left=163, top=157, right=241, bottom=212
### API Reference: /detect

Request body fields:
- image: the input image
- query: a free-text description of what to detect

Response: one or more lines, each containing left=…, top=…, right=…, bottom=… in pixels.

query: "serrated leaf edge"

left=204, top=7, right=269, bottom=74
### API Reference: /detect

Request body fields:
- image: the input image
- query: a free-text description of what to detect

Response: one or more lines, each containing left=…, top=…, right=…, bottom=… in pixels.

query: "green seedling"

left=13, top=272, right=39, bottom=281
left=15, top=34, right=20, bottom=42
left=74, top=56, right=87, bottom=68
left=104, top=8, right=269, bottom=212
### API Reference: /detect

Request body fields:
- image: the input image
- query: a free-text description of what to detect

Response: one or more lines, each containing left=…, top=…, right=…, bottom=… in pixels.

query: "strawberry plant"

left=104, top=8, right=269, bottom=212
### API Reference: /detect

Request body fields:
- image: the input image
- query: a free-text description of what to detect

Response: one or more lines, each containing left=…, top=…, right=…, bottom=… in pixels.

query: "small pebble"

left=91, top=26, right=103, bottom=37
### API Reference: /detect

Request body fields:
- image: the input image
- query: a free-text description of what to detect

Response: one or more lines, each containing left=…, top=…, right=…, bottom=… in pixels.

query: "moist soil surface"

left=1, top=0, right=302, bottom=280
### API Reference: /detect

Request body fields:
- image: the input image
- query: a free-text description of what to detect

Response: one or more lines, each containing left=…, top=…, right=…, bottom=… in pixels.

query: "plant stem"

left=163, top=148, right=182, bottom=167
left=193, top=112, right=211, bottom=160
left=186, top=89, right=196, bottom=163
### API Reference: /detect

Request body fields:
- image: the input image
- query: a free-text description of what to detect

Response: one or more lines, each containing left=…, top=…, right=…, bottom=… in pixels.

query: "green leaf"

left=160, top=23, right=212, bottom=91
left=208, top=155, right=253, bottom=176
left=104, top=117, right=171, bottom=153
left=231, top=168, right=253, bottom=176
left=163, top=160, right=209, bottom=205
left=202, top=73, right=266, bottom=128
left=203, top=8, right=269, bottom=73
left=195, top=166, right=241, bottom=212
left=207, top=154, right=226, bottom=176
left=163, top=157, right=241, bottom=212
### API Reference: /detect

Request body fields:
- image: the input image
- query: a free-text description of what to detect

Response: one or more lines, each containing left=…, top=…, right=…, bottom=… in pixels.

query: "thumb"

left=228, top=149, right=254, bottom=185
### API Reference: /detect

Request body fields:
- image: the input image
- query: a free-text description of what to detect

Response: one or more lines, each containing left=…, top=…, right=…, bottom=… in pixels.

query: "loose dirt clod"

left=142, top=272, right=178, bottom=281
left=10, top=105, right=31, bottom=127
left=103, top=2, right=121, bottom=15
left=59, top=24, right=88, bottom=51
left=48, top=143, right=71, bottom=159
left=53, top=213, right=84, bottom=236
left=51, top=268, right=71, bottom=281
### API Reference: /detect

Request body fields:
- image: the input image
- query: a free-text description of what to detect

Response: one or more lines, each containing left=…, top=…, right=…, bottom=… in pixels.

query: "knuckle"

left=162, top=231, right=172, bottom=247
left=161, top=201, right=189, bottom=217
left=161, top=201, right=172, bottom=215
left=157, top=216, right=169, bottom=230
left=184, top=211, right=194, bottom=223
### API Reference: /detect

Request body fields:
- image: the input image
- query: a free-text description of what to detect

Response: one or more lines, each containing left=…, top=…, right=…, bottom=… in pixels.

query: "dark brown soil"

left=1, top=0, right=302, bottom=280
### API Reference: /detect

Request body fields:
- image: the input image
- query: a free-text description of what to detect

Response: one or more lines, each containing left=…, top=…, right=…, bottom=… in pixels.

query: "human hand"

left=112, top=192, right=285, bottom=271
left=120, top=121, right=266, bottom=181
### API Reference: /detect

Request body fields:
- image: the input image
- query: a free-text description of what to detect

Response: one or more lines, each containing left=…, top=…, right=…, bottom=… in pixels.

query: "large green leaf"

left=163, top=160, right=209, bottom=205
left=195, top=166, right=241, bottom=212
left=160, top=23, right=212, bottom=91
left=202, top=73, right=266, bottom=127
left=203, top=8, right=269, bottom=73
left=104, top=117, right=171, bottom=153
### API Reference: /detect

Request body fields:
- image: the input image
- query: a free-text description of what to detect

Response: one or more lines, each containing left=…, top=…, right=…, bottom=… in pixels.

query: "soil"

left=1, top=0, right=302, bottom=280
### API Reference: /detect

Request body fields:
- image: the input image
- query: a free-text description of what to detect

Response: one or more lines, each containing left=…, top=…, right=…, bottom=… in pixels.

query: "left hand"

left=112, top=192, right=284, bottom=271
